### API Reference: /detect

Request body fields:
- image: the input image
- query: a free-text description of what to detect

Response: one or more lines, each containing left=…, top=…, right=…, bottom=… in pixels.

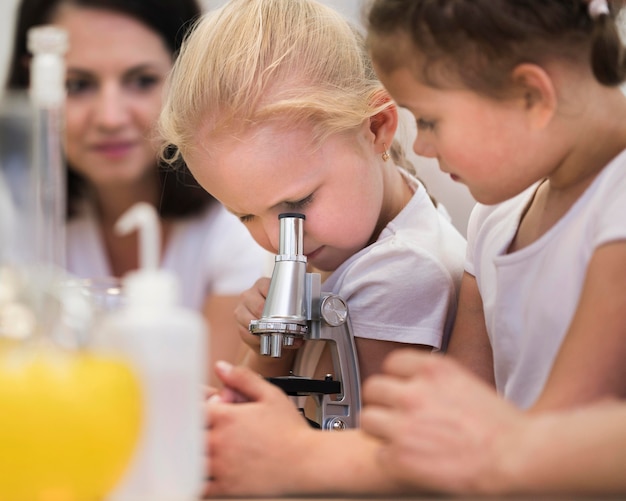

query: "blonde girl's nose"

left=263, top=217, right=282, bottom=254
left=243, top=217, right=279, bottom=255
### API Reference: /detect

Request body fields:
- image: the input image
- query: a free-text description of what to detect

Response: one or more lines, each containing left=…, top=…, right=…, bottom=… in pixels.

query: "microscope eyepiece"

left=279, top=212, right=305, bottom=220
left=250, top=211, right=308, bottom=357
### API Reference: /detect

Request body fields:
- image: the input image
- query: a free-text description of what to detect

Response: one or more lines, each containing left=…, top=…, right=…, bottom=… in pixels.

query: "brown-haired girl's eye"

left=416, top=118, right=436, bottom=131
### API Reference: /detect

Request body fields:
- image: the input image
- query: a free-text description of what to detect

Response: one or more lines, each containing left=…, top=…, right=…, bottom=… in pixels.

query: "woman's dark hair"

left=6, top=0, right=213, bottom=219
left=367, top=0, right=626, bottom=96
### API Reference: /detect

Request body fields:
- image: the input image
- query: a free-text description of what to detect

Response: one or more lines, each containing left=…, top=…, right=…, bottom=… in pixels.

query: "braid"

left=589, top=2, right=626, bottom=85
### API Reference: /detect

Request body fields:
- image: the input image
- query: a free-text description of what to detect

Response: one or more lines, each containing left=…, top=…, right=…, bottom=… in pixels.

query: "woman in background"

left=6, top=0, right=269, bottom=386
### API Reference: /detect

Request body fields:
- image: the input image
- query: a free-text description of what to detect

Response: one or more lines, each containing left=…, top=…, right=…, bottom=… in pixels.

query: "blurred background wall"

left=0, top=0, right=476, bottom=235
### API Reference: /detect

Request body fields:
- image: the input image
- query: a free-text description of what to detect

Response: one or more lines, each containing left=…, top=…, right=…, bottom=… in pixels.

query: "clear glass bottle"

left=28, top=25, right=68, bottom=270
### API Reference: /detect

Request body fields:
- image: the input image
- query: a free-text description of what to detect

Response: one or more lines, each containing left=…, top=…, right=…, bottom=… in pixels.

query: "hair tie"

left=588, top=0, right=610, bottom=19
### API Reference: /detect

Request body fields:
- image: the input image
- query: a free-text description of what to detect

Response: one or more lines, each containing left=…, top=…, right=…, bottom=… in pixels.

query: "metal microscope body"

left=249, top=213, right=361, bottom=430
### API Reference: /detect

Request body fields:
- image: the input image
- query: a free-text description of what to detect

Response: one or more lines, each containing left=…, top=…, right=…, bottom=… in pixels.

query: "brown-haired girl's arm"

left=362, top=349, right=626, bottom=496
left=531, top=240, right=626, bottom=411
left=446, top=271, right=495, bottom=386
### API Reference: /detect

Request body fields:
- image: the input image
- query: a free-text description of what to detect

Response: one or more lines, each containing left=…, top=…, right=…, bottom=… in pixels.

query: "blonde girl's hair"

left=158, top=0, right=412, bottom=172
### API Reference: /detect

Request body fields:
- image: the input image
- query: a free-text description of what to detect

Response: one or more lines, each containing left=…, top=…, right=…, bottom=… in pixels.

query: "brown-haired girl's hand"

left=361, top=350, right=525, bottom=495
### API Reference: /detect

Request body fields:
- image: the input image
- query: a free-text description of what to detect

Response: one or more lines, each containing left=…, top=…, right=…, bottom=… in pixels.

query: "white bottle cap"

left=28, top=25, right=68, bottom=55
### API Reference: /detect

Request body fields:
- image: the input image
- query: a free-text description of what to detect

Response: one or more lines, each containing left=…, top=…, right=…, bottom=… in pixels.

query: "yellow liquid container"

left=0, top=345, right=142, bottom=501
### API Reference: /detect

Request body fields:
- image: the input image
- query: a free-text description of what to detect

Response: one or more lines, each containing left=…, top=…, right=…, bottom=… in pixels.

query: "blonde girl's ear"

left=368, top=90, right=399, bottom=151
left=510, top=63, right=558, bottom=129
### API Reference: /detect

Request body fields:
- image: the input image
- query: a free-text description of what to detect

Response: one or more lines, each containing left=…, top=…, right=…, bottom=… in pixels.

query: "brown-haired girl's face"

left=52, top=5, right=173, bottom=188
left=375, top=62, right=554, bottom=205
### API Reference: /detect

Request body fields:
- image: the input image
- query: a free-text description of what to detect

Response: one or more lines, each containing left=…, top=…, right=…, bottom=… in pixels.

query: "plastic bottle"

left=98, top=202, right=208, bottom=501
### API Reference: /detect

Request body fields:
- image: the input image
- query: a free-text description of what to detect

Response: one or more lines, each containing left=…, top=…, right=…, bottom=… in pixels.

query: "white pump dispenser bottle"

left=102, top=202, right=207, bottom=501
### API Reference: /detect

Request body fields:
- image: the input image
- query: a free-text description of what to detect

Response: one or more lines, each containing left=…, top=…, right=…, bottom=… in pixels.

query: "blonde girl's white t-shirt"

left=67, top=202, right=270, bottom=310
left=323, top=173, right=465, bottom=348
left=294, top=170, right=467, bottom=380
left=466, top=148, right=626, bottom=409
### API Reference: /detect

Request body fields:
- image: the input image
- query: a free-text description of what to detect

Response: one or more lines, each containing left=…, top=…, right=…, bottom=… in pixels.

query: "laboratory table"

left=207, top=496, right=623, bottom=500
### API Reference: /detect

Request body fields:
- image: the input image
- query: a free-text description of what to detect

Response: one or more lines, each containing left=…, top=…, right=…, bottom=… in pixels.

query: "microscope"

left=249, top=213, right=361, bottom=430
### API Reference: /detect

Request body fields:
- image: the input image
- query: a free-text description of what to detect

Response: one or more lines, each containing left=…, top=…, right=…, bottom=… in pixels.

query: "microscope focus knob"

left=328, top=417, right=347, bottom=431
left=320, top=295, right=348, bottom=327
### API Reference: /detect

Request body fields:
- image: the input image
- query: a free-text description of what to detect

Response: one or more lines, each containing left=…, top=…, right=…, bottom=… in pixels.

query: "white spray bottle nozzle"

left=115, top=202, right=160, bottom=271
left=115, top=202, right=179, bottom=308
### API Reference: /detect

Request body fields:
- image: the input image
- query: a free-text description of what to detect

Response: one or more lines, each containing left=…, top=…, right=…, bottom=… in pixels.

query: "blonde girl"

left=159, top=0, right=465, bottom=386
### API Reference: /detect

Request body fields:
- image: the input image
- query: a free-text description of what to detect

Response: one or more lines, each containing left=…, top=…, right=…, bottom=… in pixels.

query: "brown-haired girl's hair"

left=367, top=0, right=626, bottom=94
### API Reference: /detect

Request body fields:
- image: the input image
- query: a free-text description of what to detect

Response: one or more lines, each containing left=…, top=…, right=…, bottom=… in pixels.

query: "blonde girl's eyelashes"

left=238, top=194, right=315, bottom=223
left=284, top=193, right=314, bottom=211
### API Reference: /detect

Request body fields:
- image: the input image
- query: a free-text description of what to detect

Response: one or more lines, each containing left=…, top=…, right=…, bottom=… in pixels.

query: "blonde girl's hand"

left=233, top=277, right=270, bottom=350
left=361, top=350, right=525, bottom=495
left=203, top=361, right=316, bottom=498
left=202, top=385, right=219, bottom=401
left=233, top=276, right=304, bottom=355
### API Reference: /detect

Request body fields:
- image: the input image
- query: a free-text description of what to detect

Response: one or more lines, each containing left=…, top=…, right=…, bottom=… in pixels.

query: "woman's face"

left=52, top=5, right=173, bottom=188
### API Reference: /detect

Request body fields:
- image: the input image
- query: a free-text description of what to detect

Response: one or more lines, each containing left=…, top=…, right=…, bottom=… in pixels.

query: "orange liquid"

left=0, top=347, right=142, bottom=501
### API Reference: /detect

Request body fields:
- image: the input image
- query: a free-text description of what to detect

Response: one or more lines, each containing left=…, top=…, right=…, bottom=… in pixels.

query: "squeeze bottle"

left=100, top=202, right=208, bottom=501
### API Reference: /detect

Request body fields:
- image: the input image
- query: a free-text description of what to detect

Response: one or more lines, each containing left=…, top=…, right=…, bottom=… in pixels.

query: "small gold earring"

left=382, top=143, right=390, bottom=162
